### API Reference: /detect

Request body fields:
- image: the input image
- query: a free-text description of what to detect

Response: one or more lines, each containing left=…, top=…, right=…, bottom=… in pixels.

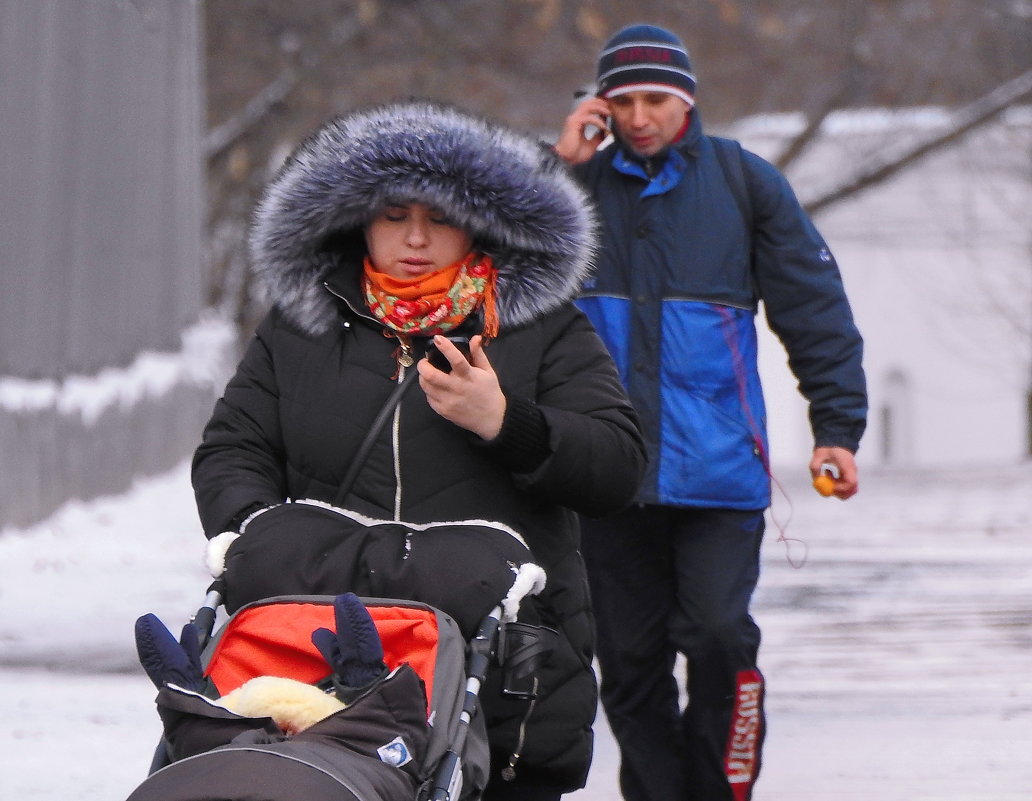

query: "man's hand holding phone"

left=554, top=96, right=612, bottom=165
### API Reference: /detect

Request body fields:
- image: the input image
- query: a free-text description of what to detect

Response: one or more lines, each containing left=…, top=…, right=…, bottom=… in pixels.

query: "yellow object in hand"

left=812, top=474, right=836, bottom=497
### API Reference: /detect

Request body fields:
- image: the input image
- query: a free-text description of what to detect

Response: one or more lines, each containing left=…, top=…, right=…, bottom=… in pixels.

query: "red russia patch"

left=724, top=669, right=764, bottom=801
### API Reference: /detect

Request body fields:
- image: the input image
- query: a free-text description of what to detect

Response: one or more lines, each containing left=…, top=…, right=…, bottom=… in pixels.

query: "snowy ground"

left=1, top=461, right=1030, bottom=800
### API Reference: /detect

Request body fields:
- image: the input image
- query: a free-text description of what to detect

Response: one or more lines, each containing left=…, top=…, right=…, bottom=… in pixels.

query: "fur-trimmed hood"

left=249, top=102, right=598, bottom=336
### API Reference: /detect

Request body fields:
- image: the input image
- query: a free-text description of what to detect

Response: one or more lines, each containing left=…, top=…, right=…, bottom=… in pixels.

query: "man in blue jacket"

left=554, top=23, right=867, bottom=801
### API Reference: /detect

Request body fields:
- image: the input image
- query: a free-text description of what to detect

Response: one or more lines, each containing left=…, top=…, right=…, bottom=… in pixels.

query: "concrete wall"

left=0, top=0, right=226, bottom=528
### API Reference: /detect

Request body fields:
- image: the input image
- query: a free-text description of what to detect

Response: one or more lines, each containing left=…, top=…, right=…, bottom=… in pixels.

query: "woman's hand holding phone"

left=419, top=335, right=506, bottom=440
left=425, top=335, right=471, bottom=373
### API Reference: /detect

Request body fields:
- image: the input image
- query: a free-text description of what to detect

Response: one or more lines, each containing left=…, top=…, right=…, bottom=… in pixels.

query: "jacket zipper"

left=323, top=279, right=412, bottom=520
left=500, top=678, right=540, bottom=782
left=391, top=365, right=406, bottom=521
left=391, top=339, right=414, bottom=521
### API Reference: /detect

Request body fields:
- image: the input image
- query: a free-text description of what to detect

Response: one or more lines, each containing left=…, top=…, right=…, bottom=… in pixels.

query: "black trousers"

left=580, top=505, right=766, bottom=801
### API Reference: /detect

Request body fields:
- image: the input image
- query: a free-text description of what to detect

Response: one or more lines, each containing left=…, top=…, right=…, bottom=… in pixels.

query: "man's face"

left=607, top=91, right=691, bottom=157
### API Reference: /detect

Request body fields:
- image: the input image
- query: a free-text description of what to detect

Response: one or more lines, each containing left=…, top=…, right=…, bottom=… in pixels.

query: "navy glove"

left=311, top=592, right=388, bottom=695
left=135, top=613, right=205, bottom=691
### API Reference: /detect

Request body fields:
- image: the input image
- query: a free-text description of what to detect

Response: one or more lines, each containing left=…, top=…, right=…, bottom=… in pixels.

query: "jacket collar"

left=608, top=108, right=704, bottom=197
left=611, top=106, right=704, bottom=168
left=612, top=109, right=704, bottom=196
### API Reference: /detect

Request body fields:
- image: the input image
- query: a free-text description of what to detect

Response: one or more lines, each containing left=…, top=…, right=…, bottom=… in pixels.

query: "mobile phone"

left=425, top=336, right=471, bottom=373
left=584, top=115, right=610, bottom=141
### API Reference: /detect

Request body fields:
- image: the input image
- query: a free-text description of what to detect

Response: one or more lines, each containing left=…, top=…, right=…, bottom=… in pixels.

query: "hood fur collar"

left=249, top=102, right=597, bottom=336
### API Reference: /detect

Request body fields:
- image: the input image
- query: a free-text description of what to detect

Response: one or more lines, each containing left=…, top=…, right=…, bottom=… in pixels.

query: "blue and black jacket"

left=574, top=111, right=866, bottom=510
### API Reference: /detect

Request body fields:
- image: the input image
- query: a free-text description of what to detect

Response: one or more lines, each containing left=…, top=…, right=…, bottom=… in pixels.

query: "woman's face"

left=364, top=202, right=473, bottom=280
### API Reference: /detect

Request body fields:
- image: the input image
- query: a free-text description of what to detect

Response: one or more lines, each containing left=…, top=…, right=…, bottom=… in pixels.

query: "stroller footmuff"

left=207, top=501, right=543, bottom=639
left=126, top=590, right=536, bottom=801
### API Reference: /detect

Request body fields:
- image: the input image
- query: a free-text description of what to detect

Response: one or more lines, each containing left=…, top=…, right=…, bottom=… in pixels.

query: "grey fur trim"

left=249, top=102, right=598, bottom=336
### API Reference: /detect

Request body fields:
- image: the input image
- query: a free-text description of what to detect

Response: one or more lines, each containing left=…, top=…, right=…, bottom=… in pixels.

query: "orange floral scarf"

left=363, top=252, right=498, bottom=339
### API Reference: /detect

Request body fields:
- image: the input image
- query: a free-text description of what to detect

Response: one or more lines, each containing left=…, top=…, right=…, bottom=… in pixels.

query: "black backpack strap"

left=709, top=135, right=753, bottom=231
left=709, top=136, right=758, bottom=301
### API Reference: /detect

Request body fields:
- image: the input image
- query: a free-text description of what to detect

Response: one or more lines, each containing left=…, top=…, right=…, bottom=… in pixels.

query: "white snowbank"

left=0, top=314, right=234, bottom=424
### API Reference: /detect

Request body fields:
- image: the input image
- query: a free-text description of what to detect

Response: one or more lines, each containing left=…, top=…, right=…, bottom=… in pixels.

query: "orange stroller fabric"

left=204, top=601, right=441, bottom=708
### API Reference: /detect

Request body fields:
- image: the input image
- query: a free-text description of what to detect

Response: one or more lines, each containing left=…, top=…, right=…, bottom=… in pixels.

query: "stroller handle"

left=189, top=578, right=225, bottom=650
left=429, top=604, right=503, bottom=801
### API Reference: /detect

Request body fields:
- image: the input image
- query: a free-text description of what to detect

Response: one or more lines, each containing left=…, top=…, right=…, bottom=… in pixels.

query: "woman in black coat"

left=191, top=101, right=646, bottom=799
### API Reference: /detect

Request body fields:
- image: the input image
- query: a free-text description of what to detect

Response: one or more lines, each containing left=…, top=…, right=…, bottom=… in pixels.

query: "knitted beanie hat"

left=596, top=24, right=696, bottom=105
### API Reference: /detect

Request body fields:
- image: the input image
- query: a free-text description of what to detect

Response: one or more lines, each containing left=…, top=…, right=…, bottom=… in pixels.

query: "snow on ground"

left=1, top=461, right=1030, bottom=800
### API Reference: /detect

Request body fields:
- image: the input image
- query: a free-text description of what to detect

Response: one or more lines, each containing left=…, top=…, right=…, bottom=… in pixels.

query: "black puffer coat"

left=191, top=102, right=646, bottom=791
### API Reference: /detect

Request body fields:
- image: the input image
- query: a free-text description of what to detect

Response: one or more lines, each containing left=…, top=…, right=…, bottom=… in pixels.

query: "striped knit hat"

left=596, top=24, right=696, bottom=105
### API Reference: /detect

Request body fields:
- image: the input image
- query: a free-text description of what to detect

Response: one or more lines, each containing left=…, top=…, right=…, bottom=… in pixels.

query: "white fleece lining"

left=239, top=504, right=276, bottom=532
left=204, top=504, right=276, bottom=577
left=205, top=531, right=239, bottom=577
left=294, top=500, right=547, bottom=617
left=501, top=563, right=548, bottom=622
left=293, top=498, right=533, bottom=551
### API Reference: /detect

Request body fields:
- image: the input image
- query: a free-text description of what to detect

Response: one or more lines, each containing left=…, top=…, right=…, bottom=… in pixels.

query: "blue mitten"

left=179, top=621, right=203, bottom=675
left=135, top=613, right=204, bottom=691
left=311, top=592, right=387, bottom=691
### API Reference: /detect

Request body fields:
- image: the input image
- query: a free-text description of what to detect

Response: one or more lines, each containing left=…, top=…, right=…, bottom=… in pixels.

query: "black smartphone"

left=425, top=336, right=471, bottom=373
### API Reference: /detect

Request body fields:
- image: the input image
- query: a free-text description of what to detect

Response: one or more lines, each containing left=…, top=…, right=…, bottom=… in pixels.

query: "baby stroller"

left=127, top=523, right=555, bottom=801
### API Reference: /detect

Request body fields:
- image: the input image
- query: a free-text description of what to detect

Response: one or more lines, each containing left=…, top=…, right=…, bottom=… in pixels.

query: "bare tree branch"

left=203, top=68, right=299, bottom=161
left=774, top=3, right=869, bottom=172
left=804, top=69, right=1032, bottom=215
left=775, top=78, right=858, bottom=172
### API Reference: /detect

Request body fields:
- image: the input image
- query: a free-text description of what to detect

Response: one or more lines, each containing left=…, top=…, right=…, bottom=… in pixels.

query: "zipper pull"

left=398, top=340, right=414, bottom=368
left=387, top=333, right=414, bottom=379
